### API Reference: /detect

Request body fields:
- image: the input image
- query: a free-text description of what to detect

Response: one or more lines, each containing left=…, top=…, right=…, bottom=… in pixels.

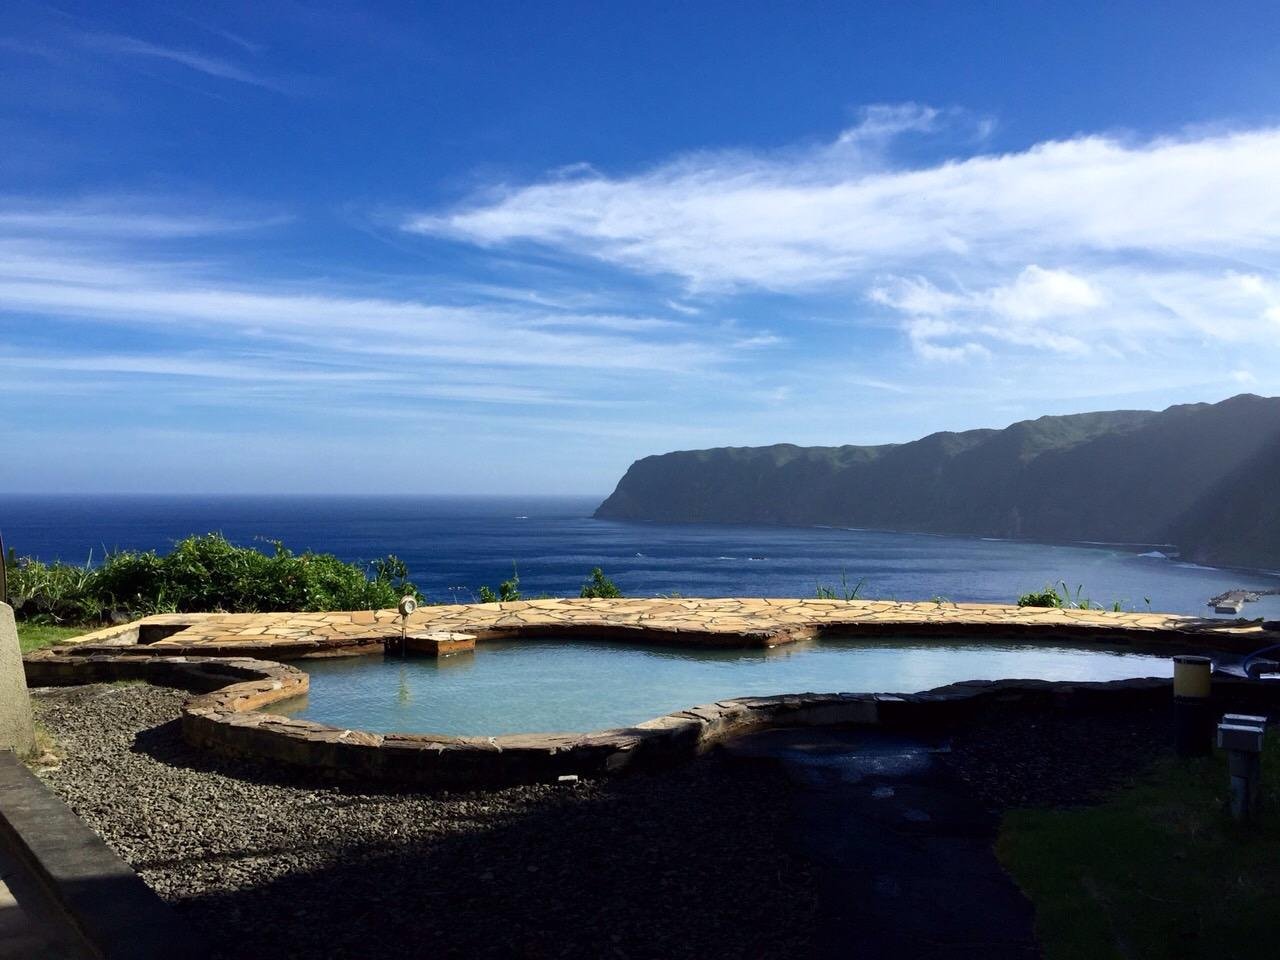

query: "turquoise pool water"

left=274, top=637, right=1181, bottom=736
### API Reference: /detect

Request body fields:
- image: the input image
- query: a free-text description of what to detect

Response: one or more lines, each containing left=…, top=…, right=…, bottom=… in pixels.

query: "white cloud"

left=872, top=264, right=1280, bottom=359
left=407, top=119, right=1280, bottom=366
left=902, top=318, right=991, bottom=363
left=835, top=102, right=942, bottom=145
left=664, top=299, right=702, bottom=316
left=408, top=125, right=1280, bottom=290
left=872, top=266, right=1105, bottom=357
left=987, top=266, right=1102, bottom=322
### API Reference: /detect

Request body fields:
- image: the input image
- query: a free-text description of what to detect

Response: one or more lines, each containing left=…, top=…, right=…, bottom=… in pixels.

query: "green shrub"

left=1017, top=581, right=1115, bottom=610
left=580, top=568, right=622, bottom=598
left=6, top=555, right=100, bottom=624
left=6, top=533, right=421, bottom=624
left=477, top=564, right=521, bottom=603
left=1017, top=584, right=1066, bottom=608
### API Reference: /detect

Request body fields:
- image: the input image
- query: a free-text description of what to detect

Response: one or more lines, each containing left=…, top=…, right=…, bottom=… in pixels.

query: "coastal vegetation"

left=4, top=535, right=628, bottom=629
left=476, top=564, right=523, bottom=604
left=579, top=567, right=623, bottom=598
left=595, top=394, right=1280, bottom=570
left=4, top=533, right=419, bottom=624
left=467, top=564, right=624, bottom=601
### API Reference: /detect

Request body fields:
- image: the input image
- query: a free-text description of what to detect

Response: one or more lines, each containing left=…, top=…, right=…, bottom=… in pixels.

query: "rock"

left=0, top=602, right=35, bottom=757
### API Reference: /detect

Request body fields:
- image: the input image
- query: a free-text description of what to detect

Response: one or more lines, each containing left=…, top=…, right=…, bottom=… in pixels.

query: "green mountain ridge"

left=595, top=394, right=1280, bottom=570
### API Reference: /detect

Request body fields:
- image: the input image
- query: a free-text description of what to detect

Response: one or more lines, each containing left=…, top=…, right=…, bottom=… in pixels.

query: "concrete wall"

left=0, top=602, right=35, bottom=757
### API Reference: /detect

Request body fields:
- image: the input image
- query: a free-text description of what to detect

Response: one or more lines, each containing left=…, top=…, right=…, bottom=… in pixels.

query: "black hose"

left=1241, top=641, right=1280, bottom=672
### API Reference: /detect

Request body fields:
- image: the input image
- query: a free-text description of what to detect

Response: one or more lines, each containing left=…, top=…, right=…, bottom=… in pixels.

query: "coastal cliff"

left=595, top=394, right=1280, bottom=570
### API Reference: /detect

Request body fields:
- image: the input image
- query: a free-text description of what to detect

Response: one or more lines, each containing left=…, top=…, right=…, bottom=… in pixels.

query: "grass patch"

left=16, top=622, right=88, bottom=653
left=998, top=733, right=1280, bottom=960
left=27, top=720, right=63, bottom=769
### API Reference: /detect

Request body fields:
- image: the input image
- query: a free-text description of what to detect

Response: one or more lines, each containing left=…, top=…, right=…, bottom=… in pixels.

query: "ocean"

left=2, top=494, right=1279, bottom=618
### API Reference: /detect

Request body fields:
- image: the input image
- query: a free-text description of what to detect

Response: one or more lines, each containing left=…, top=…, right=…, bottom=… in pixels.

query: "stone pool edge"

left=46, top=598, right=1280, bottom=660
left=23, top=600, right=1280, bottom=788
left=21, top=646, right=1280, bottom=788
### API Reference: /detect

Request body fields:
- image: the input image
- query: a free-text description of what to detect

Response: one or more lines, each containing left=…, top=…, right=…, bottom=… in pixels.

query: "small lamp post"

left=396, top=595, right=418, bottom=657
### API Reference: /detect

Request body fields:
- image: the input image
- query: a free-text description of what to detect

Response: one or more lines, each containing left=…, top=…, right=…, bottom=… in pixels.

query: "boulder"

left=0, top=602, right=35, bottom=757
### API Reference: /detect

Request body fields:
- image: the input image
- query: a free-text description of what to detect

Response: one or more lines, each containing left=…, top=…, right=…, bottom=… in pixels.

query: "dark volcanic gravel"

left=31, top=684, right=816, bottom=960
left=30, top=681, right=1199, bottom=960
left=943, top=702, right=1172, bottom=808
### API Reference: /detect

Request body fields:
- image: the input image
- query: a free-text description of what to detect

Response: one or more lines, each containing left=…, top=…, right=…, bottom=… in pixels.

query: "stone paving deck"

left=58, top=598, right=1279, bottom=659
left=0, top=834, right=93, bottom=960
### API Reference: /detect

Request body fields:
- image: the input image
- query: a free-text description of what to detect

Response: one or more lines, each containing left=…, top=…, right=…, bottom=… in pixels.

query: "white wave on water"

left=1138, top=550, right=1169, bottom=559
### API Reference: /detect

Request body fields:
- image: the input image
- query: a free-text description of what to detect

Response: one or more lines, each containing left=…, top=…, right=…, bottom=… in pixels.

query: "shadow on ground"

left=132, top=723, right=818, bottom=959
left=45, top=684, right=1198, bottom=960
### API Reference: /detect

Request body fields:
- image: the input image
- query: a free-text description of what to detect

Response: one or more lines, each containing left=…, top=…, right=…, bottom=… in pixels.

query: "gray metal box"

left=1217, top=723, right=1265, bottom=753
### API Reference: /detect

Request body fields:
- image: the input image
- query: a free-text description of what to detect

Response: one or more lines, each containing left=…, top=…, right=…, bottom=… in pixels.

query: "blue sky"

left=3, top=1, right=1280, bottom=494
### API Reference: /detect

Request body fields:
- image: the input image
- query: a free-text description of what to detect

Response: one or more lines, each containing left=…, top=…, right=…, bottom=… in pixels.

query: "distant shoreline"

left=594, top=514, right=1280, bottom=583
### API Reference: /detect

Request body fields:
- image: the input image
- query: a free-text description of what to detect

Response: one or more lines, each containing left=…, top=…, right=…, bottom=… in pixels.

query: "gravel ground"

left=31, top=684, right=816, bottom=960
left=943, top=702, right=1173, bottom=808
left=29, top=680, right=1198, bottom=960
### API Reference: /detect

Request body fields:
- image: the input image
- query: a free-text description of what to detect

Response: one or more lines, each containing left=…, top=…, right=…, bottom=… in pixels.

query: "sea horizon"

left=4, top=493, right=1278, bottom=618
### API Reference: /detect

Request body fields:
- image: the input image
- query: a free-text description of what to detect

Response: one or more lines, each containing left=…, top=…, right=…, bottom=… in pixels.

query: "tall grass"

left=815, top=571, right=866, bottom=601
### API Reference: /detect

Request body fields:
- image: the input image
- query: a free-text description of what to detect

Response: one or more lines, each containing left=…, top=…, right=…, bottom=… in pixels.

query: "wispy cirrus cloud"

left=0, top=198, right=289, bottom=238
left=79, top=32, right=288, bottom=92
left=0, top=194, right=746, bottom=434
left=6, top=352, right=401, bottom=383
left=0, top=251, right=718, bottom=374
left=832, top=102, right=974, bottom=146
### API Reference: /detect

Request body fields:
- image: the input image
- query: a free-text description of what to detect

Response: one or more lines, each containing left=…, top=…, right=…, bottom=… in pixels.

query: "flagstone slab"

left=40, top=597, right=1280, bottom=660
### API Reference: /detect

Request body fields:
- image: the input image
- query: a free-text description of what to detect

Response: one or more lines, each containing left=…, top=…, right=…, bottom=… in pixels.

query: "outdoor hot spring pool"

left=274, top=637, right=1185, bottom=736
